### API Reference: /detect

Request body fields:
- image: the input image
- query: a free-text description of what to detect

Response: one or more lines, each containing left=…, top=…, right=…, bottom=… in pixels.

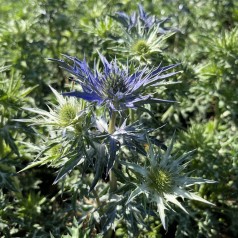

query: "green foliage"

left=0, top=0, right=238, bottom=237
left=51, top=217, right=103, bottom=238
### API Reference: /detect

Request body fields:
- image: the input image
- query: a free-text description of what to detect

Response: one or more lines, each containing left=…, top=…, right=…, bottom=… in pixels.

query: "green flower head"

left=124, top=135, right=216, bottom=230
left=113, top=23, right=174, bottom=63
left=20, top=86, right=86, bottom=129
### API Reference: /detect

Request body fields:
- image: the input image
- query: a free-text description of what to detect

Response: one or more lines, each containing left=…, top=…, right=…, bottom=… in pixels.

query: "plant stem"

left=104, top=111, right=118, bottom=238
left=108, top=111, right=117, bottom=192
left=108, top=111, right=116, bottom=134
left=129, top=108, right=135, bottom=124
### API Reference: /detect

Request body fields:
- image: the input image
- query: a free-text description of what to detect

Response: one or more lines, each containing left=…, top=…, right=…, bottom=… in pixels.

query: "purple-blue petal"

left=62, top=91, right=103, bottom=103
left=138, top=4, right=147, bottom=19
left=151, top=63, right=180, bottom=76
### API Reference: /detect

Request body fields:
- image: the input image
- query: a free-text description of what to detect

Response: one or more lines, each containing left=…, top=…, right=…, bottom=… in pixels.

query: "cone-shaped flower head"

left=124, top=136, right=216, bottom=230
left=115, top=25, right=174, bottom=63
left=19, top=86, right=86, bottom=129
left=49, top=53, right=179, bottom=111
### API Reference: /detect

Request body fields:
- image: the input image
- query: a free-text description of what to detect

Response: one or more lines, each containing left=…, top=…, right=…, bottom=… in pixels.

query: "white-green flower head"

left=124, top=136, right=216, bottom=230
left=124, top=26, right=174, bottom=63
left=146, top=167, right=174, bottom=195
left=47, top=143, right=62, bottom=157
left=21, top=86, right=86, bottom=129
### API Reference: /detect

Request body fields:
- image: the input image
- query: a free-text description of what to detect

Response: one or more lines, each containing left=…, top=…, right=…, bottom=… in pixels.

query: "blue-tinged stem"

left=104, top=111, right=117, bottom=238
left=108, top=111, right=117, bottom=192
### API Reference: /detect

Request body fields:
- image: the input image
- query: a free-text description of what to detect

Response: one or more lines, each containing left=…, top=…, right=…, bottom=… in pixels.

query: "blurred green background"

left=0, top=0, right=238, bottom=237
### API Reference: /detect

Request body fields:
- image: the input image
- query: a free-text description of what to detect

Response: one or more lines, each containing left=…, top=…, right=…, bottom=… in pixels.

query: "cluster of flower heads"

left=20, top=4, right=215, bottom=234
left=49, top=53, right=179, bottom=111
left=48, top=48, right=215, bottom=230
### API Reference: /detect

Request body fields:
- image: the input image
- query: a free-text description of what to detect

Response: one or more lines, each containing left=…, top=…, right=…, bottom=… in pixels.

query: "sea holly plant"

left=49, top=53, right=179, bottom=111
left=18, top=50, right=215, bottom=236
left=109, top=4, right=177, bottom=63
left=121, top=136, right=215, bottom=230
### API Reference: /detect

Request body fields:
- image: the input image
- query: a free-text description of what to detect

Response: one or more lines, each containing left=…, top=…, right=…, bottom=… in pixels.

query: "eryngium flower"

left=17, top=86, right=86, bottom=129
left=112, top=23, right=174, bottom=63
left=49, top=53, right=179, bottom=111
left=112, top=5, right=177, bottom=62
left=122, top=136, right=216, bottom=230
left=114, top=4, right=173, bottom=34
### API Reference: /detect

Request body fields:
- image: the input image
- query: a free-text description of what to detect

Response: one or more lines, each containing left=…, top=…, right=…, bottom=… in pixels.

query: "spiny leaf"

left=120, top=160, right=147, bottom=177
left=126, top=186, right=144, bottom=205
left=89, top=143, right=106, bottom=192
left=54, top=154, right=84, bottom=184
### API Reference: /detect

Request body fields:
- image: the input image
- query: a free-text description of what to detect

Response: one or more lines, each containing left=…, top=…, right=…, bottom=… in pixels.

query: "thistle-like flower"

left=49, top=53, right=179, bottom=111
left=16, top=86, right=87, bottom=177
left=114, top=4, right=173, bottom=34
left=114, top=23, right=174, bottom=63
left=111, top=5, right=176, bottom=62
left=17, top=86, right=86, bottom=129
left=123, top=136, right=216, bottom=230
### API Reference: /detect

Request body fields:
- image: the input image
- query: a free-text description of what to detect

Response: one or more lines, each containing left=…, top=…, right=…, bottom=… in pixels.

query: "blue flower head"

left=114, top=4, right=173, bottom=34
left=49, top=53, right=179, bottom=111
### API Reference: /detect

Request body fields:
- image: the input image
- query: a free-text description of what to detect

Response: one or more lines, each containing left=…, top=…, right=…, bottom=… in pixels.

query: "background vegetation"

left=0, top=0, right=238, bottom=237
